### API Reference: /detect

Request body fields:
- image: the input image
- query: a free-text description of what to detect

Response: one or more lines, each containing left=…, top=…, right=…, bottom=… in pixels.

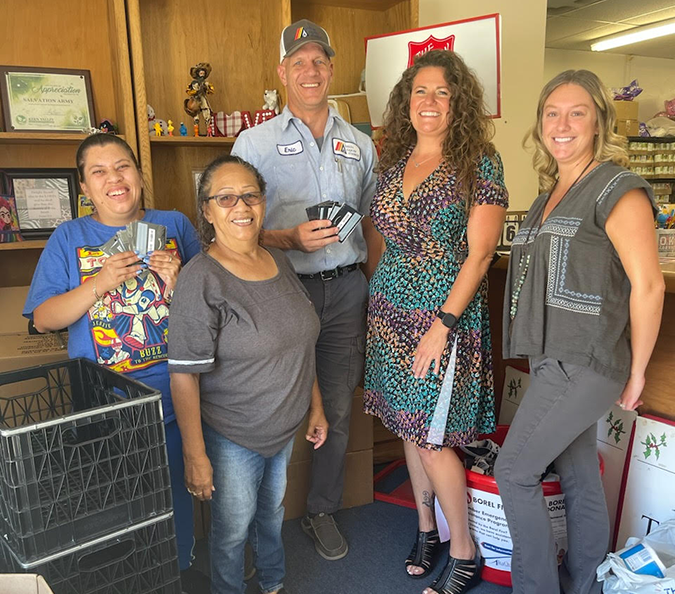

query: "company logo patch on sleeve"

left=276, top=140, right=304, bottom=156
left=332, top=138, right=361, bottom=161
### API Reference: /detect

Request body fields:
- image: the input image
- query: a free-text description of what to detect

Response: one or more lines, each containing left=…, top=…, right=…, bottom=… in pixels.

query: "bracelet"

left=92, top=279, right=104, bottom=303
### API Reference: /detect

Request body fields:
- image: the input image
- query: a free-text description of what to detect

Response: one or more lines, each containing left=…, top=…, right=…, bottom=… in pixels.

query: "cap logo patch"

left=295, top=27, right=305, bottom=40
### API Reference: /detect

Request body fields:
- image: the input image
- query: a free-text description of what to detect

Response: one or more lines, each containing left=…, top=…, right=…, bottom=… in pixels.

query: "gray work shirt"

left=167, top=249, right=320, bottom=457
left=504, top=162, right=656, bottom=384
left=232, top=106, right=378, bottom=274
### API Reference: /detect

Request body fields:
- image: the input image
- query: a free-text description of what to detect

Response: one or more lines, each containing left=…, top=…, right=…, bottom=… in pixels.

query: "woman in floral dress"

left=364, top=50, right=508, bottom=594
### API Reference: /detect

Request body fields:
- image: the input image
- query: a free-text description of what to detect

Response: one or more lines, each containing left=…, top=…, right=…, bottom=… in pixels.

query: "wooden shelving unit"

left=0, top=240, right=48, bottom=252
left=128, top=0, right=417, bottom=221
left=149, top=136, right=236, bottom=147
left=0, top=0, right=136, bottom=288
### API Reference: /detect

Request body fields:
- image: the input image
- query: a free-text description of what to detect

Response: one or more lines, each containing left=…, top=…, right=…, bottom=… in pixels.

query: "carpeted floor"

left=194, top=500, right=512, bottom=594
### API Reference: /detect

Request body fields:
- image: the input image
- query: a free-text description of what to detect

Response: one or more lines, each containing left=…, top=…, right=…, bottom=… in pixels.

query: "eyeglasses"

left=206, top=192, right=265, bottom=208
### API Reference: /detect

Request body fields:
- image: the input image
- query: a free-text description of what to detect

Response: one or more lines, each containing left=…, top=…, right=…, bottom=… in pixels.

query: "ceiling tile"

left=623, top=6, right=675, bottom=24
left=568, top=0, right=675, bottom=22
left=547, top=16, right=632, bottom=42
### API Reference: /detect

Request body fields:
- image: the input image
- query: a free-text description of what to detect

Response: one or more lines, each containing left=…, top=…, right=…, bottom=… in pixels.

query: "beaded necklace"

left=509, top=158, right=595, bottom=321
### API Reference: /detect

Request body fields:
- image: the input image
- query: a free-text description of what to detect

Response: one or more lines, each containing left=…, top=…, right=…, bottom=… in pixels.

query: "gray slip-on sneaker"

left=301, top=513, right=348, bottom=561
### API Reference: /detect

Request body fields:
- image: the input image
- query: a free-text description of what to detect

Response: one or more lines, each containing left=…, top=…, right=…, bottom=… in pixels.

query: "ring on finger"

left=169, top=255, right=173, bottom=262
left=619, top=403, right=626, bottom=409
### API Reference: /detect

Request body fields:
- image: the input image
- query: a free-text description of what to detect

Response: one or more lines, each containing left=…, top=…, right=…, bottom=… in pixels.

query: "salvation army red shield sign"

left=366, top=14, right=501, bottom=127
left=407, top=35, right=456, bottom=67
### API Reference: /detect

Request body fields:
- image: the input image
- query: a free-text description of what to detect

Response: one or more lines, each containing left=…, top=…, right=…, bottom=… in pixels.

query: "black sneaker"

left=301, top=513, right=348, bottom=561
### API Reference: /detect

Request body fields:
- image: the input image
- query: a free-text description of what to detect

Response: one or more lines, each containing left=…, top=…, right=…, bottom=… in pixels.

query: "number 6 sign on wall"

left=498, top=212, right=527, bottom=251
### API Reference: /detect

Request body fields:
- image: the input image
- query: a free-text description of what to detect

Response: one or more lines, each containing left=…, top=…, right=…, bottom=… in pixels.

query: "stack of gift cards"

left=305, top=201, right=363, bottom=243
left=101, top=220, right=167, bottom=279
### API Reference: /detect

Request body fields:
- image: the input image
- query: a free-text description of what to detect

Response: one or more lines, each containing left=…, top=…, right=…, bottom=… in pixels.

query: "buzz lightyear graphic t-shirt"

left=24, top=210, right=200, bottom=421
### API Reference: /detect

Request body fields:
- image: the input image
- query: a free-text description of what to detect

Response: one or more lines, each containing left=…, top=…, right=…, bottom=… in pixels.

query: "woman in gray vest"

left=495, top=70, right=664, bottom=594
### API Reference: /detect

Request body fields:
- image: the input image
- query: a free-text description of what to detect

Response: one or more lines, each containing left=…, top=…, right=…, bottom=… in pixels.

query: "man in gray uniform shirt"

left=232, top=19, right=379, bottom=560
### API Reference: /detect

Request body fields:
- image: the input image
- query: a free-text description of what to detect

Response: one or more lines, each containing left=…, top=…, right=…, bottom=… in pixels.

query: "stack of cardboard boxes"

left=614, top=100, right=640, bottom=137
left=283, top=385, right=374, bottom=519
left=0, top=286, right=69, bottom=372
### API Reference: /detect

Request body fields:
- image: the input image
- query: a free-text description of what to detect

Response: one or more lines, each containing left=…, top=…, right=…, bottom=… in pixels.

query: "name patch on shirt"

left=332, top=139, right=361, bottom=161
left=276, top=141, right=304, bottom=156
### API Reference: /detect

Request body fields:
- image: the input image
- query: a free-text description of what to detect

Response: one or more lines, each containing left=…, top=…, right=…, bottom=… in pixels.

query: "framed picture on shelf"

left=2, top=169, right=79, bottom=238
left=0, top=195, right=23, bottom=243
left=0, top=66, right=96, bottom=132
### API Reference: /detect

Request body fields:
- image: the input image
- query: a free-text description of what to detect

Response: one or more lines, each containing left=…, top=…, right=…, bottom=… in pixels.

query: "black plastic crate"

left=0, top=513, right=181, bottom=594
left=0, top=359, right=172, bottom=563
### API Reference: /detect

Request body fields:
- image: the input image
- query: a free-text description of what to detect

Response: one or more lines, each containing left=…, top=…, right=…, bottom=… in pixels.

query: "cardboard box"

left=283, top=449, right=374, bottom=520
left=0, top=574, right=55, bottom=593
left=613, top=100, right=639, bottom=121
left=0, top=287, right=69, bottom=373
left=616, top=119, right=639, bottom=137
left=290, top=391, right=373, bottom=463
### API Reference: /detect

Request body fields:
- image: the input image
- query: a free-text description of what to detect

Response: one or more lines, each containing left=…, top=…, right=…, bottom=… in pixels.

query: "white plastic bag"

left=597, top=519, right=675, bottom=593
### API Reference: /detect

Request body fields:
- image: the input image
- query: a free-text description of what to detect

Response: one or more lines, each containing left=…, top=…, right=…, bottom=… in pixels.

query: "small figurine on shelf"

left=179, top=122, right=188, bottom=136
left=262, top=89, right=280, bottom=115
left=98, top=119, right=118, bottom=134
left=167, top=120, right=174, bottom=136
left=147, top=104, right=167, bottom=136
left=184, top=62, right=215, bottom=136
left=154, top=122, right=162, bottom=136
left=206, top=116, right=215, bottom=137
left=193, top=122, right=199, bottom=137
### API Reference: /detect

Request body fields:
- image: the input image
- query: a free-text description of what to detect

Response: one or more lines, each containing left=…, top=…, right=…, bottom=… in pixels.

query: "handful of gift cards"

left=101, top=220, right=167, bottom=280
left=305, top=201, right=363, bottom=243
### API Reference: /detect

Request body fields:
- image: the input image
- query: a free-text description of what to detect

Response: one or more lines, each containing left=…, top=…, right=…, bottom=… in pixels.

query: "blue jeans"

left=204, top=423, right=293, bottom=594
left=165, top=420, right=195, bottom=570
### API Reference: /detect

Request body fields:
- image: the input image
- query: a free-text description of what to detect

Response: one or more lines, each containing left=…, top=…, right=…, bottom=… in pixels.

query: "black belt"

left=298, top=263, right=359, bottom=281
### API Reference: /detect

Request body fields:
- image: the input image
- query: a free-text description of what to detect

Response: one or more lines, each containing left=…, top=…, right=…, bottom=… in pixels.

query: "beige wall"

left=545, top=49, right=675, bottom=122
left=419, top=1, right=547, bottom=210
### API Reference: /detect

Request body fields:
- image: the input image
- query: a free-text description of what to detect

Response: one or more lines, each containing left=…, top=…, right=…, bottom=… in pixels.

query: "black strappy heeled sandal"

left=405, top=529, right=440, bottom=579
left=426, top=548, right=483, bottom=594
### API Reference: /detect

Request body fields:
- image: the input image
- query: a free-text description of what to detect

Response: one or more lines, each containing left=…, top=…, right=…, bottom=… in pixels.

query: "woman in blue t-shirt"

left=23, top=134, right=208, bottom=592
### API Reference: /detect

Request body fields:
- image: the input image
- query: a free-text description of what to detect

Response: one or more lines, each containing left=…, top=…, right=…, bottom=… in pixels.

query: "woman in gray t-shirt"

left=495, top=70, right=664, bottom=594
left=168, top=155, right=327, bottom=594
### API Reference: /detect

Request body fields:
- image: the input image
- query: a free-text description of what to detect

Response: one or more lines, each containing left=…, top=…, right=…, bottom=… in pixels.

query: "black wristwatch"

left=437, top=310, right=457, bottom=329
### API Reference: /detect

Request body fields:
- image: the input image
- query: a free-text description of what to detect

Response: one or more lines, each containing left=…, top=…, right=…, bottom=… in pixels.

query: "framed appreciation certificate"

left=0, top=66, right=95, bottom=132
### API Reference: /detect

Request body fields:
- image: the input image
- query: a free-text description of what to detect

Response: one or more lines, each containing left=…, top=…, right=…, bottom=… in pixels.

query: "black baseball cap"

left=280, top=19, right=335, bottom=62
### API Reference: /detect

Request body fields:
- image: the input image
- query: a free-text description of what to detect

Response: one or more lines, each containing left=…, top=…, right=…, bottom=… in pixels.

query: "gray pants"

left=300, top=268, right=368, bottom=515
left=494, top=356, right=624, bottom=594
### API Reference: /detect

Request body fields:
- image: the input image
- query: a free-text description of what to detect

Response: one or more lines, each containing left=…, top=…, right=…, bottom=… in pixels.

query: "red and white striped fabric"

left=214, top=111, right=253, bottom=137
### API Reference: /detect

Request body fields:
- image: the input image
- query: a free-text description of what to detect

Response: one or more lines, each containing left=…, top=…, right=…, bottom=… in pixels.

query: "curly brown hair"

left=378, top=50, right=496, bottom=210
left=526, top=69, right=629, bottom=192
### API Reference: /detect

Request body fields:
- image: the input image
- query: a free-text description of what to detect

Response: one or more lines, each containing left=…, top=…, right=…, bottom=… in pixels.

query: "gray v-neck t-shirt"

left=504, top=162, right=656, bottom=384
left=168, top=248, right=320, bottom=456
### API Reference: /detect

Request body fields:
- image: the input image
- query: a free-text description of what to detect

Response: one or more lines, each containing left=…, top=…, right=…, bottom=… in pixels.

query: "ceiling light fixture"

left=591, top=19, right=675, bottom=51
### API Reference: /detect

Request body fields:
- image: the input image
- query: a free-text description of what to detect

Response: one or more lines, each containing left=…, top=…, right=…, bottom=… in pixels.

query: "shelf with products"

left=627, top=137, right=675, bottom=183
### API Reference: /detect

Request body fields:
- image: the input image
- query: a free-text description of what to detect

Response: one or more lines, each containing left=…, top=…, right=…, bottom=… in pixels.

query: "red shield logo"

left=407, top=35, right=456, bottom=67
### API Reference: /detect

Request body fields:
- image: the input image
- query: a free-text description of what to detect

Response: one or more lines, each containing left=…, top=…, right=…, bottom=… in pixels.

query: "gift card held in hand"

left=131, top=220, right=166, bottom=258
left=333, top=203, right=363, bottom=243
left=306, top=205, right=321, bottom=221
